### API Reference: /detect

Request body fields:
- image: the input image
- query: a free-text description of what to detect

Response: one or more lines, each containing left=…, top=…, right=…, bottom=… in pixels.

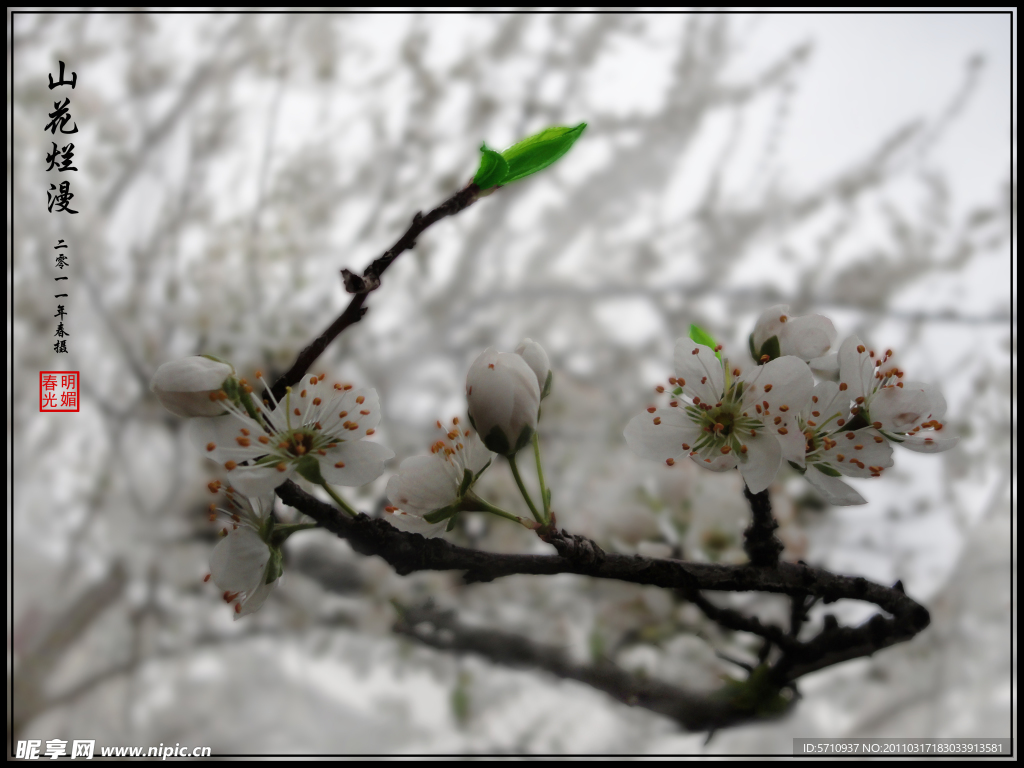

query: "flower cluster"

left=626, top=307, right=957, bottom=504
left=383, top=338, right=553, bottom=537
left=152, top=360, right=393, bottom=617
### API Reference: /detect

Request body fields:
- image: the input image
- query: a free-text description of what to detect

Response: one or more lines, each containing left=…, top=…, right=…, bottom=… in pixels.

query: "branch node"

left=341, top=268, right=381, bottom=295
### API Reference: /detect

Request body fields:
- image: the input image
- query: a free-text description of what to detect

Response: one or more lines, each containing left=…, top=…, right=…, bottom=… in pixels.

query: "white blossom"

left=189, top=374, right=394, bottom=497
left=625, top=339, right=813, bottom=494
left=797, top=381, right=895, bottom=505
left=466, top=347, right=541, bottom=455
left=150, top=356, right=235, bottom=418
left=384, top=418, right=493, bottom=537
left=837, top=337, right=958, bottom=453
left=750, top=305, right=838, bottom=363
left=207, top=494, right=278, bottom=619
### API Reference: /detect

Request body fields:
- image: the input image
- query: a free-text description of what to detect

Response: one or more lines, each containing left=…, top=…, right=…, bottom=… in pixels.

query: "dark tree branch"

left=268, top=183, right=481, bottom=402
left=742, top=486, right=784, bottom=566
left=393, top=603, right=777, bottom=732
left=277, top=480, right=930, bottom=713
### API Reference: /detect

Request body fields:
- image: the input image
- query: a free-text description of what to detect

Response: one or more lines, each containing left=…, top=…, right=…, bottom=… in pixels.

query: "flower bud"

left=466, top=347, right=540, bottom=456
left=751, top=305, right=837, bottom=363
left=151, top=356, right=235, bottom=418
left=515, top=338, right=552, bottom=399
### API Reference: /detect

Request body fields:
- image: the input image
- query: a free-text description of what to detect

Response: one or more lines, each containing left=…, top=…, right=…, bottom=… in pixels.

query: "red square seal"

left=40, top=371, right=80, bottom=412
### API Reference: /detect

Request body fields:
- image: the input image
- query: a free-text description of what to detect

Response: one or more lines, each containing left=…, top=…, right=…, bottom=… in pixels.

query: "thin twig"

left=268, top=183, right=481, bottom=402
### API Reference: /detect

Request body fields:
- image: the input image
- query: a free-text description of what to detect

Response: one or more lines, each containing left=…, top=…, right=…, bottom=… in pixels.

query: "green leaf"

left=689, top=324, right=720, bottom=360
left=813, top=463, right=842, bottom=477
left=787, top=460, right=807, bottom=474
left=500, top=123, right=587, bottom=184
left=472, top=143, right=509, bottom=190
left=295, top=454, right=327, bottom=485
left=757, top=335, right=781, bottom=365
left=446, top=515, right=459, bottom=533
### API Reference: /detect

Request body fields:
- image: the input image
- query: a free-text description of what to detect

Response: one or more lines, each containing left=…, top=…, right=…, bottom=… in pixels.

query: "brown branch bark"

left=276, top=479, right=930, bottom=719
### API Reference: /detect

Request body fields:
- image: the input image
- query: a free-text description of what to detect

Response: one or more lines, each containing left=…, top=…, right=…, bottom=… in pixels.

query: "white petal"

left=837, top=336, right=875, bottom=402
left=226, top=461, right=295, bottom=497
left=809, top=353, right=840, bottom=382
left=737, top=430, right=782, bottom=494
left=899, top=432, right=960, bottom=453
left=779, top=314, right=837, bottom=360
left=188, top=415, right=267, bottom=464
left=805, top=380, right=849, bottom=423
left=455, top=428, right=494, bottom=476
left=210, top=528, right=270, bottom=593
left=320, top=441, right=394, bottom=486
left=382, top=509, right=449, bottom=538
left=386, top=454, right=460, bottom=515
left=673, top=341, right=724, bottom=404
left=750, top=305, right=791, bottom=352
left=624, top=407, right=702, bottom=462
left=690, top=451, right=738, bottom=472
left=319, top=387, right=381, bottom=437
left=805, top=465, right=866, bottom=505
left=823, top=428, right=894, bottom=477
left=235, top=575, right=276, bottom=619
left=515, top=338, right=551, bottom=392
left=743, top=355, right=813, bottom=414
left=868, top=385, right=935, bottom=433
left=770, top=414, right=806, bottom=465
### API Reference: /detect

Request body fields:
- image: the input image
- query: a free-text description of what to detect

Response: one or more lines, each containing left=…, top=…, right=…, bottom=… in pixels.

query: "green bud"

left=473, top=143, right=509, bottom=190
left=500, top=123, right=587, bottom=184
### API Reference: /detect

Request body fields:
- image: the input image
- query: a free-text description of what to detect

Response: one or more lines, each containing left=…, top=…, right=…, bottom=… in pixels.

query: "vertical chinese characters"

left=44, top=61, right=77, bottom=358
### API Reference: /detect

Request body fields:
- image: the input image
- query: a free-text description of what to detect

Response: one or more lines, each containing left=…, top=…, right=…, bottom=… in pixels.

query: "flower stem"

left=508, top=453, right=543, bottom=524
left=465, top=492, right=539, bottom=530
left=321, top=483, right=359, bottom=518
left=531, top=432, right=551, bottom=524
